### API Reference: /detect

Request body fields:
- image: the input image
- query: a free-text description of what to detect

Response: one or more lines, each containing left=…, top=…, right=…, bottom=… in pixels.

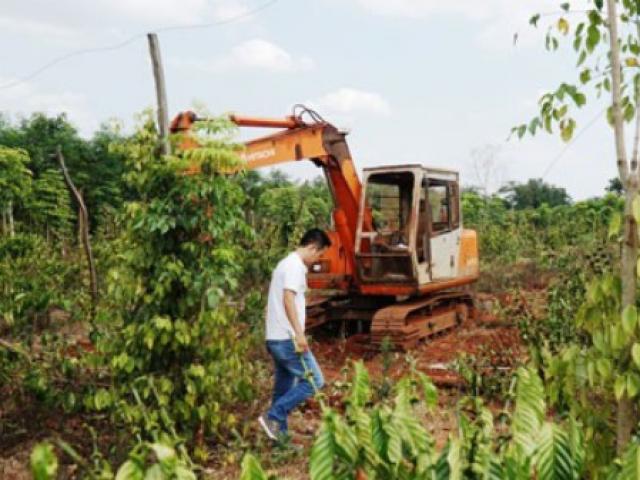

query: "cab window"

left=428, top=180, right=459, bottom=234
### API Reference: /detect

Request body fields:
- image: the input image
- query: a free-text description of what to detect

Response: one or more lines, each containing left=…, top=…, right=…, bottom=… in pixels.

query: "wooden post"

left=147, top=33, right=171, bottom=156
left=55, top=146, right=98, bottom=318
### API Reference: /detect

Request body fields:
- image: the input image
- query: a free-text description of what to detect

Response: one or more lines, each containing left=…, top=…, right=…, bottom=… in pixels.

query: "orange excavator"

left=171, top=105, right=479, bottom=349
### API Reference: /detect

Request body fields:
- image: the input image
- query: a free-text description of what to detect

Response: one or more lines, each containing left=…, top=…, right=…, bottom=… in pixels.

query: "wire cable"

left=540, top=106, right=607, bottom=179
left=0, top=0, right=279, bottom=91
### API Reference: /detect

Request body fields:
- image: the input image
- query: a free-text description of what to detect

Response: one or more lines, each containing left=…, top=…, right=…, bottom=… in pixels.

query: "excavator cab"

left=355, top=165, right=472, bottom=291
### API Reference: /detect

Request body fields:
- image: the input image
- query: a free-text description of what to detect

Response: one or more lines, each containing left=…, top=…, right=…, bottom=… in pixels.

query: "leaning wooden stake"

left=55, top=146, right=98, bottom=318
left=147, top=33, right=171, bottom=156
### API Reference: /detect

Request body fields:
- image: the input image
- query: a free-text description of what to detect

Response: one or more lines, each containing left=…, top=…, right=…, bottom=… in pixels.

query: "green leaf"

left=144, top=464, right=164, bottom=480
left=30, top=443, right=58, bottom=480
left=577, top=50, right=587, bottom=66
left=579, top=69, right=591, bottom=84
left=622, top=305, right=638, bottom=335
left=94, top=388, right=113, bottom=411
left=512, top=367, right=545, bottom=457
left=619, top=442, right=640, bottom=480
left=560, top=119, right=576, bottom=142
left=596, top=358, right=612, bottom=380
left=615, top=375, right=627, bottom=401
left=530, top=14, right=541, bottom=27
left=150, top=443, right=176, bottom=462
left=609, top=211, right=622, bottom=238
left=626, top=57, right=639, bottom=67
left=115, top=460, right=144, bottom=480
left=586, top=24, right=601, bottom=52
left=240, top=453, right=268, bottom=480
left=310, top=417, right=336, bottom=480
left=348, top=361, right=371, bottom=407
left=632, top=344, right=640, bottom=369
left=628, top=373, right=640, bottom=398
left=534, top=423, right=575, bottom=480
left=174, top=466, right=197, bottom=480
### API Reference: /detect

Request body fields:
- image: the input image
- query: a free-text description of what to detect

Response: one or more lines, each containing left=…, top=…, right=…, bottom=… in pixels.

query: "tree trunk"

left=618, top=187, right=639, bottom=453
left=8, top=201, right=14, bottom=237
left=607, top=0, right=639, bottom=454
left=56, top=146, right=99, bottom=319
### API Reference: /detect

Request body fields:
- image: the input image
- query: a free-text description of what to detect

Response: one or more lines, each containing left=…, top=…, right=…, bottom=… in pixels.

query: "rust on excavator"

left=169, top=106, right=480, bottom=350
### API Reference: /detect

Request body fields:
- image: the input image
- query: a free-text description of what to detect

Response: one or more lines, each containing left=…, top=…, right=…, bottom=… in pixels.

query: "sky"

left=0, top=0, right=623, bottom=199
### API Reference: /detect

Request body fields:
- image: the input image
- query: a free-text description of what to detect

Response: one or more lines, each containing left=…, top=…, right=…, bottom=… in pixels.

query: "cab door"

left=415, top=177, right=432, bottom=285
left=428, top=179, right=461, bottom=280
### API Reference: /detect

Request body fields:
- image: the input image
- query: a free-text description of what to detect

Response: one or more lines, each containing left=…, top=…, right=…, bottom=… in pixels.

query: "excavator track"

left=369, top=291, right=473, bottom=350
left=308, top=291, right=475, bottom=351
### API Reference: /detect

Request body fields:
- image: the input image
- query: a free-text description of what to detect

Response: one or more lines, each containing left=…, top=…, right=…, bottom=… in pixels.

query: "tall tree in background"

left=500, top=178, right=571, bottom=209
left=517, top=0, right=640, bottom=452
left=0, top=114, right=127, bottom=229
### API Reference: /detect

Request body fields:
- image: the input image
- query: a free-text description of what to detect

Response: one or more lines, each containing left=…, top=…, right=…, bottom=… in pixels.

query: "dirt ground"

left=209, top=299, right=527, bottom=479
left=0, top=291, right=535, bottom=480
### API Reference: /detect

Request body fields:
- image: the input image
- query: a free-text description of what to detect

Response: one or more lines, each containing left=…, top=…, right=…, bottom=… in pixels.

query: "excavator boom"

left=170, top=108, right=366, bottom=290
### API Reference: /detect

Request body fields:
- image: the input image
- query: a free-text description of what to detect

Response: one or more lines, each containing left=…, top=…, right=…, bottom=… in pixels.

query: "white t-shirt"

left=266, top=251, right=308, bottom=340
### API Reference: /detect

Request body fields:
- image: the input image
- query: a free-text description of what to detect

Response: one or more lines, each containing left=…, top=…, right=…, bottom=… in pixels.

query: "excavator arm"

left=170, top=107, right=369, bottom=291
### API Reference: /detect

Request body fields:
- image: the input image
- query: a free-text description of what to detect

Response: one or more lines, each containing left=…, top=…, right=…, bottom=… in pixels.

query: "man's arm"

left=283, top=289, right=308, bottom=352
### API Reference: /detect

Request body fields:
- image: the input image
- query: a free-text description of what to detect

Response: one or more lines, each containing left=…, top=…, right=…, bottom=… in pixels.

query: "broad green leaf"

left=632, top=343, right=640, bottom=369
left=586, top=24, right=600, bottom=52
left=628, top=373, right=640, bottom=398
left=30, top=443, right=58, bottom=480
left=174, top=466, right=197, bottom=480
left=240, top=453, right=268, bottom=480
left=310, top=418, right=335, bottom=480
left=144, top=464, right=164, bottom=480
left=115, top=460, right=144, bottom=480
left=512, top=367, right=545, bottom=457
left=348, top=361, right=371, bottom=407
left=622, top=305, right=638, bottom=335
left=533, top=423, right=575, bottom=480
left=596, top=358, right=612, bottom=380
left=619, top=442, right=640, bottom=480
left=447, top=438, right=462, bottom=480
left=94, top=388, right=113, bottom=411
left=150, top=443, right=176, bottom=462
left=608, top=211, right=621, bottom=239
left=626, top=57, right=639, bottom=67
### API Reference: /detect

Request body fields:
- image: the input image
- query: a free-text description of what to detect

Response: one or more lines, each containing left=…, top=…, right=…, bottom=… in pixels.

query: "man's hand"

left=294, top=333, right=309, bottom=353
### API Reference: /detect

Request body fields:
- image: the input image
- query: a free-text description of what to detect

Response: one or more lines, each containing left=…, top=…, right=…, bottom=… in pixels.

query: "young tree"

left=516, top=0, right=640, bottom=452
left=28, top=169, right=74, bottom=242
left=0, top=146, right=32, bottom=237
left=99, top=112, right=256, bottom=440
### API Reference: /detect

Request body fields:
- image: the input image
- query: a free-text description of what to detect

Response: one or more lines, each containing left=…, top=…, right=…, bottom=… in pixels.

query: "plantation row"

left=1, top=108, right=638, bottom=479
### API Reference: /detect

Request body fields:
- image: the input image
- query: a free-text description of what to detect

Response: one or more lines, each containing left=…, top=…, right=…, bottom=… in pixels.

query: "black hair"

left=299, top=228, right=332, bottom=249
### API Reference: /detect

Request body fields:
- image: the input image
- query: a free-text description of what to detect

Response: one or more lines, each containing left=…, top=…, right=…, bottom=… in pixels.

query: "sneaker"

left=258, top=414, right=280, bottom=441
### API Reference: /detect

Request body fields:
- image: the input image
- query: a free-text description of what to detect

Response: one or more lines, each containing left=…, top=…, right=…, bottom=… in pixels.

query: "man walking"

left=258, top=228, right=331, bottom=441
